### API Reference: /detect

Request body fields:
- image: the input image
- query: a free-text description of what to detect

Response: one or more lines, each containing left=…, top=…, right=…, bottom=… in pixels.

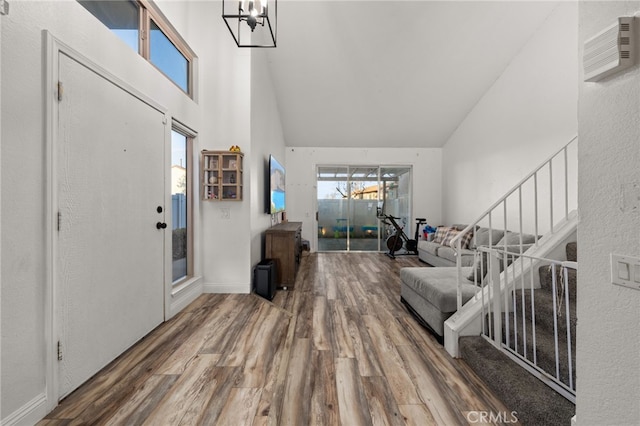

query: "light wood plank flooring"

left=40, top=252, right=514, bottom=425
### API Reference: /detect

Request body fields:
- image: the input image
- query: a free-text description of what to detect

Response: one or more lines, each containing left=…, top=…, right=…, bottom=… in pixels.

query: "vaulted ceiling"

left=265, top=1, right=559, bottom=148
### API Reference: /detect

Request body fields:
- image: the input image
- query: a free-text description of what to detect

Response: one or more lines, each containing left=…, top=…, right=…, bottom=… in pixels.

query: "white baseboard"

left=2, top=392, right=48, bottom=426
left=169, top=277, right=203, bottom=318
left=203, top=283, right=250, bottom=294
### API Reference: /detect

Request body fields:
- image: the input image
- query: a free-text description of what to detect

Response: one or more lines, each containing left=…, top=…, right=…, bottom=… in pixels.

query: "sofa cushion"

left=436, top=246, right=457, bottom=263
left=400, top=267, right=479, bottom=312
left=497, top=231, right=537, bottom=246
left=467, top=252, right=489, bottom=283
left=469, top=227, right=505, bottom=249
left=466, top=243, right=536, bottom=282
left=459, top=249, right=477, bottom=267
left=436, top=247, right=476, bottom=266
left=419, top=241, right=441, bottom=256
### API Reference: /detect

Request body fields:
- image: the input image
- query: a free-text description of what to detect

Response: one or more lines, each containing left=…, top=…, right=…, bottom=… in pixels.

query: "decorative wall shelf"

left=201, top=150, right=243, bottom=201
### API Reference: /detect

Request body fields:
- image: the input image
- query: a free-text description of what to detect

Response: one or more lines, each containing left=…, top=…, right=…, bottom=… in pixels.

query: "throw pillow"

left=445, top=229, right=474, bottom=250
left=432, top=226, right=452, bottom=244
left=440, top=228, right=457, bottom=247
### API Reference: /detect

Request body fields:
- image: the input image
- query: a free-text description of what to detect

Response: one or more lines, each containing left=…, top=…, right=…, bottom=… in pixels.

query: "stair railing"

left=451, top=136, right=578, bottom=310
left=479, top=246, right=577, bottom=402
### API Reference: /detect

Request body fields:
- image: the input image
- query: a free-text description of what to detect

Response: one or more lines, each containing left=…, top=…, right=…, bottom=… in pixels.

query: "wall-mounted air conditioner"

left=584, top=17, right=635, bottom=82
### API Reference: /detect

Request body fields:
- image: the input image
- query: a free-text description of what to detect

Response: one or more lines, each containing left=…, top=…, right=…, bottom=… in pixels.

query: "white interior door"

left=56, top=53, right=166, bottom=398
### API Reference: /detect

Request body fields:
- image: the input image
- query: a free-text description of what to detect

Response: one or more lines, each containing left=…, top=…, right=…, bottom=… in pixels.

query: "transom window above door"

left=78, top=0, right=196, bottom=96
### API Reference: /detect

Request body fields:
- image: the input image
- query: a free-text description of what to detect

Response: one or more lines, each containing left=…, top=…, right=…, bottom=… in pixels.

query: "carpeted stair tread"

left=566, top=242, right=577, bottom=262
left=486, top=310, right=576, bottom=388
left=459, top=242, right=577, bottom=424
left=459, top=336, right=575, bottom=426
left=501, top=311, right=576, bottom=388
left=538, top=265, right=577, bottom=299
left=512, top=288, right=577, bottom=338
left=493, top=282, right=577, bottom=344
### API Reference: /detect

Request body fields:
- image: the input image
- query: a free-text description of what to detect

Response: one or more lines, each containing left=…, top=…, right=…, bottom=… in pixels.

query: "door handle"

left=156, top=222, right=167, bottom=229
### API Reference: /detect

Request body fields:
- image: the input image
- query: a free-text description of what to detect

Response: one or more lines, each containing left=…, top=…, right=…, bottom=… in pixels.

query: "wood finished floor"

left=40, top=252, right=514, bottom=425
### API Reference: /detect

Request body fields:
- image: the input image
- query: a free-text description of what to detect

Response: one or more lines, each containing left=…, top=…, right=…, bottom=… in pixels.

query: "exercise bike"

left=378, top=210, right=427, bottom=259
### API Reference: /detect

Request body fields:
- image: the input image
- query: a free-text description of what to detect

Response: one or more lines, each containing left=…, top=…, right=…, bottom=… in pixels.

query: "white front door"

left=56, top=52, right=166, bottom=398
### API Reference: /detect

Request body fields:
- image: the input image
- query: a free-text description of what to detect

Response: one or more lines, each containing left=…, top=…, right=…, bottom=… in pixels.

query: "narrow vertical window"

left=171, top=130, right=189, bottom=283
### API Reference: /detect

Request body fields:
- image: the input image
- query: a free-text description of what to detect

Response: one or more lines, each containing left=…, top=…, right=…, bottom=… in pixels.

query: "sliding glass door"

left=317, top=167, right=349, bottom=251
left=379, top=166, right=412, bottom=247
left=317, top=165, right=412, bottom=252
left=348, top=167, right=382, bottom=251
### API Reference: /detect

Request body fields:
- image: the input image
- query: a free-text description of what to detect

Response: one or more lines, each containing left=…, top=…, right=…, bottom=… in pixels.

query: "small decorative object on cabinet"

left=201, top=150, right=243, bottom=201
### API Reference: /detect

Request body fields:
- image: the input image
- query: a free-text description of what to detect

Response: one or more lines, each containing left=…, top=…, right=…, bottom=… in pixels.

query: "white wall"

left=441, top=3, right=578, bottom=230
left=157, top=2, right=286, bottom=294
left=1, top=0, right=255, bottom=422
left=285, top=147, right=442, bottom=251
left=576, top=2, right=640, bottom=424
left=0, top=10, right=3, bottom=424
left=159, top=0, right=256, bottom=294
left=250, top=50, right=287, bottom=273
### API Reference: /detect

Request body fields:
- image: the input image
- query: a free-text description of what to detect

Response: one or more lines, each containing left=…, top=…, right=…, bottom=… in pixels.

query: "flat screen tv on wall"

left=268, top=155, right=286, bottom=214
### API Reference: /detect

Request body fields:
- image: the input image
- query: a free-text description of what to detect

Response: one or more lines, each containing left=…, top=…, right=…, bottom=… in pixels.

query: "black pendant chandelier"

left=222, top=0, right=277, bottom=48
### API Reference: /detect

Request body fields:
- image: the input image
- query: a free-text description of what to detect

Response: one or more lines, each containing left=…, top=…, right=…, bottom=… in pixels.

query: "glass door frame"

left=315, top=165, right=413, bottom=253
left=378, top=166, right=414, bottom=254
left=170, top=124, right=195, bottom=286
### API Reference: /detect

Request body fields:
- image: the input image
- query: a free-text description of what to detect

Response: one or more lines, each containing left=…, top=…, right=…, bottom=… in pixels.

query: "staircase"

left=459, top=242, right=577, bottom=425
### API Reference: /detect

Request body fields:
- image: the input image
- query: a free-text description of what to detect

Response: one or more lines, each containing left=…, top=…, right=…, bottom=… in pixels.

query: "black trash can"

left=254, top=259, right=276, bottom=300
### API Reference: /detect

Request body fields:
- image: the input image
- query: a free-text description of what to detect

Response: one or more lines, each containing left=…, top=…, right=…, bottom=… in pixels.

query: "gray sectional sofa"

left=417, top=225, right=507, bottom=267
left=418, top=239, right=475, bottom=267
left=401, top=267, right=478, bottom=337
left=402, top=225, right=537, bottom=338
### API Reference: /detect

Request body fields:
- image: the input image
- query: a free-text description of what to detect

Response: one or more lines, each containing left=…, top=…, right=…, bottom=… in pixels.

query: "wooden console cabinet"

left=265, top=222, right=302, bottom=289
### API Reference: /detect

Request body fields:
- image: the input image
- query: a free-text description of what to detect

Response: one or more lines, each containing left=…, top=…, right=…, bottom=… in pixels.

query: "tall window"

left=171, top=129, right=192, bottom=284
left=79, top=0, right=196, bottom=96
